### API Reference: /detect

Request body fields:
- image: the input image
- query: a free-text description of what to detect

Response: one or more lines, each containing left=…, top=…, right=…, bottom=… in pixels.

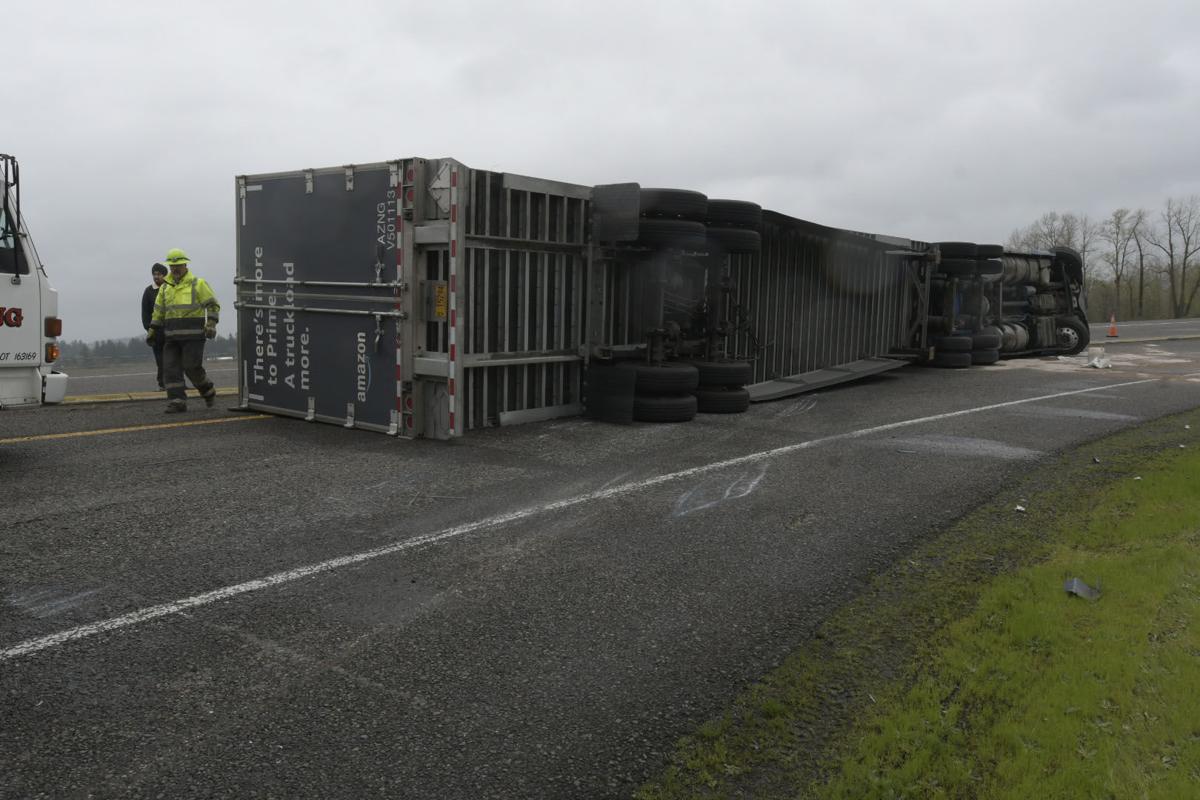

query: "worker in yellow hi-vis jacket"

left=147, top=248, right=220, bottom=413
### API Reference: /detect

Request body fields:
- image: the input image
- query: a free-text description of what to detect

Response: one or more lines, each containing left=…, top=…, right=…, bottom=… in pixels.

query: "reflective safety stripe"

left=155, top=275, right=221, bottom=326
left=164, top=381, right=187, bottom=389
left=164, top=317, right=203, bottom=329
left=165, top=329, right=206, bottom=337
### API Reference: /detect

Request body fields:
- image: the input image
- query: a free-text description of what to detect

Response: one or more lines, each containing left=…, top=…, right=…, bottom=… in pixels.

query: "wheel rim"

left=1057, top=326, right=1080, bottom=351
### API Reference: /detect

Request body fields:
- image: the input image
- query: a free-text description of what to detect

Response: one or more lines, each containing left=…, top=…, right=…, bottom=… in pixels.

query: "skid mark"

left=1006, top=405, right=1141, bottom=422
left=673, top=463, right=768, bottom=517
left=885, top=434, right=1043, bottom=461
left=774, top=396, right=818, bottom=418
left=8, top=587, right=103, bottom=619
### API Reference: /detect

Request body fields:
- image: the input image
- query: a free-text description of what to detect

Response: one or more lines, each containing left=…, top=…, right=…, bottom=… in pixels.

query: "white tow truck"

left=1, top=153, right=67, bottom=408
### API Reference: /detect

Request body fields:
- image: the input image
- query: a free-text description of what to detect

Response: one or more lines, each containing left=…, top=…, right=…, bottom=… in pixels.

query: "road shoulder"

left=637, top=406, right=1200, bottom=799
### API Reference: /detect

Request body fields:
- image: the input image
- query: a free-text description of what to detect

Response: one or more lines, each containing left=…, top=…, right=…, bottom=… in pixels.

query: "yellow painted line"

left=63, top=387, right=239, bottom=405
left=0, top=414, right=270, bottom=445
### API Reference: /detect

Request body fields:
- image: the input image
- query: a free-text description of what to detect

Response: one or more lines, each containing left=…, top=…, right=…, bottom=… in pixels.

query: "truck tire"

left=937, top=258, right=977, bottom=277
left=694, top=387, right=751, bottom=414
left=933, top=351, right=973, bottom=368
left=976, top=244, right=1004, bottom=259
left=618, top=361, right=700, bottom=395
left=706, top=199, right=762, bottom=227
left=633, top=394, right=698, bottom=423
left=639, top=188, right=708, bottom=220
left=637, top=218, right=708, bottom=250
left=971, top=328, right=1002, bottom=350
left=971, top=348, right=1001, bottom=365
left=936, top=242, right=978, bottom=259
left=706, top=227, right=761, bottom=253
left=690, top=359, right=753, bottom=387
left=1055, top=315, right=1090, bottom=355
left=976, top=258, right=1003, bottom=279
left=934, top=335, right=973, bottom=353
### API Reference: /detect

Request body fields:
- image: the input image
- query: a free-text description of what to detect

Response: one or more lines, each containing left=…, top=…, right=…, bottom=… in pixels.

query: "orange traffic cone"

left=1107, top=313, right=1119, bottom=338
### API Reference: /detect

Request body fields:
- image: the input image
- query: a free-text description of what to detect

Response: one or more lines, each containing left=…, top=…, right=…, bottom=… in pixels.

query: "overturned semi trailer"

left=234, top=158, right=1087, bottom=439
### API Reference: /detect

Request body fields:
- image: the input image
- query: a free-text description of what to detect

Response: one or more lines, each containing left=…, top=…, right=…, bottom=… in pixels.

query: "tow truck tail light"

left=45, top=317, right=62, bottom=337
left=45, top=343, right=60, bottom=363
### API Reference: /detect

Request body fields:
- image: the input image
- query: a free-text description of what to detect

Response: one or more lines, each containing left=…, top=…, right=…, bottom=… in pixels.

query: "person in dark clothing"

left=142, top=262, right=168, bottom=389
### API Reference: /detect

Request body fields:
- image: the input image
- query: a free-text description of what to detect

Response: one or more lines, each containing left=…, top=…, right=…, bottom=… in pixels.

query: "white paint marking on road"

left=883, top=435, right=1043, bottom=461
left=673, top=463, right=769, bottom=516
left=0, top=377, right=1159, bottom=663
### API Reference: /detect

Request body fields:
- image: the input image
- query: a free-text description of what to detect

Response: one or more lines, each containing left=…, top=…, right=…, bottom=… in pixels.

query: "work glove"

left=204, top=321, right=217, bottom=340
left=145, top=328, right=156, bottom=346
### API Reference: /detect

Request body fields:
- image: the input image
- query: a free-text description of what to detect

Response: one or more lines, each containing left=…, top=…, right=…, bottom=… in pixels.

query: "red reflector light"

left=45, top=317, right=62, bottom=337
left=45, top=343, right=60, bottom=363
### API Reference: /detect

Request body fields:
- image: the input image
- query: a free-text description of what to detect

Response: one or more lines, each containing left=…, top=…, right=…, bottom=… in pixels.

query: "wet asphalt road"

left=2, top=338, right=1199, bottom=799
left=59, top=360, right=238, bottom=397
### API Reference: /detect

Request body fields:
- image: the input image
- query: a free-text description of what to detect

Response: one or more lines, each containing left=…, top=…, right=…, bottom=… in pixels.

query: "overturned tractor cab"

left=923, top=242, right=1089, bottom=368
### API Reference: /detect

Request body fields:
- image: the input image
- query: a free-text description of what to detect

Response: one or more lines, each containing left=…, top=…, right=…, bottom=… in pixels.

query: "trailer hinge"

left=389, top=162, right=400, bottom=186
left=387, top=409, right=400, bottom=436
left=304, top=170, right=314, bottom=194
left=305, top=397, right=316, bottom=421
left=344, top=402, right=356, bottom=429
left=345, top=166, right=355, bottom=192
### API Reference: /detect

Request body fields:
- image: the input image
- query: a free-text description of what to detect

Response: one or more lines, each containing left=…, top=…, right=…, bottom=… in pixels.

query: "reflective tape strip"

left=448, top=168, right=459, bottom=436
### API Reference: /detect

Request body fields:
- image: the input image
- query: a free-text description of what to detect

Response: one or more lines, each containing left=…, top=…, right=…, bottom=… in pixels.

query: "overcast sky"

left=8, top=0, right=1199, bottom=342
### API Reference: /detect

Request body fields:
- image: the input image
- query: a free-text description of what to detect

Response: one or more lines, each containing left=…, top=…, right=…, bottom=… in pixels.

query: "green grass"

left=638, top=410, right=1200, bottom=800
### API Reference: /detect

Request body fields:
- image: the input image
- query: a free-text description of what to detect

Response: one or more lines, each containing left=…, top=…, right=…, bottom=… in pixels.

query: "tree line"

left=1008, top=195, right=1200, bottom=321
left=58, top=333, right=237, bottom=367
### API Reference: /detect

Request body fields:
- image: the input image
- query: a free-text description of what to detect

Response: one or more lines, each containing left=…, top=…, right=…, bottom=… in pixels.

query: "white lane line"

left=0, top=377, right=1158, bottom=663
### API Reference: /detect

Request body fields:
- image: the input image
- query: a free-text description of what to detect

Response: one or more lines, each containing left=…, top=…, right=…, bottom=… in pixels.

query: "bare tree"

left=1129, top=209, right=1149, bottom=318
left=1008, top=211, right=1100, bottom=292
left=1146, top=196, right=1200, bottom=318
left=1099, top=209, right=1138, bottom=318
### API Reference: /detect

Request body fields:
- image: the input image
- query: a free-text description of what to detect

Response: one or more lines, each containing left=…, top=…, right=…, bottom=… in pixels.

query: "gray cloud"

left=7, top=0, right=1199, bottom=341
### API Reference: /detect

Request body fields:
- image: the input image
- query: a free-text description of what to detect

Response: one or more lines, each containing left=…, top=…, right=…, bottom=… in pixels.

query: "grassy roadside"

left=637, top=409, right=1200, bottom=799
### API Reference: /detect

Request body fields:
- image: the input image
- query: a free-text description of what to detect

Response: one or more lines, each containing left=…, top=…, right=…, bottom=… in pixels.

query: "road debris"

left=1064, top=577, right=1101, bottom=600
left=1015, top=505, right=1027, bottom=513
